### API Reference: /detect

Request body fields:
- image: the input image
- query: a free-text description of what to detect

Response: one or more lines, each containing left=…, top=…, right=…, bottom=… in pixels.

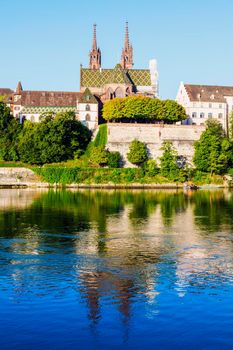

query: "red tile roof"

left=184, top=84, right=233, bottom=103
left=18, top=91, right=82, bottom=107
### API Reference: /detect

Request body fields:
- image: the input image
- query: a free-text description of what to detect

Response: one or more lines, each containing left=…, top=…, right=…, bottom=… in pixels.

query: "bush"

left=127, top=140, right=148, bottom=166
left=107, top=151, right=121, bottom=168
left=89, top=146, right=108, bottom=167
left=143, top=159, right=159, bottom=176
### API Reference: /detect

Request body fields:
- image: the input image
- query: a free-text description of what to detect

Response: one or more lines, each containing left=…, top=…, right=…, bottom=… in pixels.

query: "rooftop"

left=81, top=65, right=151, bottom=88
left=184, top=84, right=233, bottom=103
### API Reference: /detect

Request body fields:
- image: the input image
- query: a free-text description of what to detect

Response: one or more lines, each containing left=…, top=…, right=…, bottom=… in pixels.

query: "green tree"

left=127, top=139, right=148, bottom=166
left=193, top=119, right=231, bottom=174
left=0, top=102, right=22, bottom=161
left=102, top=96, right=186, bottom=123
left=160, top=141, right=180, bottom=180
left=161, top=99, right=187, bottom=123
left=18, top=112, right=91, bottom=164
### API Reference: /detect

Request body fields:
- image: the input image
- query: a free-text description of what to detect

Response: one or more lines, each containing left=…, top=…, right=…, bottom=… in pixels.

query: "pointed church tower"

left=89, top=24, right=101, bottom=70
left=16, top=81, right=23, bottom=94
left=121, top=22, right=133, bottom=70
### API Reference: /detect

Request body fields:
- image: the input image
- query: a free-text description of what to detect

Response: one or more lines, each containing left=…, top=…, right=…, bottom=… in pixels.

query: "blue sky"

left=1, top=0, right=233, bottom=99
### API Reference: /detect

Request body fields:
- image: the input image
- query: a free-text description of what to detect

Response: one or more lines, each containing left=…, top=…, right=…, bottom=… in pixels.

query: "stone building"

left=80, top=23, right=158, bottom=101
left=176, top=82, right=233, bottom=132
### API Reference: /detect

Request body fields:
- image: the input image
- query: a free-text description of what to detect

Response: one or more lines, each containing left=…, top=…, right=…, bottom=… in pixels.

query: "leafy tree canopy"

left=160, top=141, right=180, bottom=181
left=193, top=119, right=232, bottom=174
left=102, top=96, right=187, bottom=123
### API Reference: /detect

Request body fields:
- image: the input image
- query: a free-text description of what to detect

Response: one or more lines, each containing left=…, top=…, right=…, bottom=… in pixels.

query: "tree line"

left=0, top=102, right=91, bottom=164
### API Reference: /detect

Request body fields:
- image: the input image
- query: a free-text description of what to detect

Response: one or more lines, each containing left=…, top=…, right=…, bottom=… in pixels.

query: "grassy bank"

left=33, top=167, right=225, bottom=186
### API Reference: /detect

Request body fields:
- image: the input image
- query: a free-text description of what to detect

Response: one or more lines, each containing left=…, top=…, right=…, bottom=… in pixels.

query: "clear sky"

left=1, top=0, right=233, bottom=99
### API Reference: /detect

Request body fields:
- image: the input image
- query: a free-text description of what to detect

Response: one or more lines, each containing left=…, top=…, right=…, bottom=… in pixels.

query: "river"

left=0, top=188, right=233, bottom=349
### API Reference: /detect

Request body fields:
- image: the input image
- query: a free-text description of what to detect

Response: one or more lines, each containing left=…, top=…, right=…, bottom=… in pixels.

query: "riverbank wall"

left=106, top=123, right=205, bottom=166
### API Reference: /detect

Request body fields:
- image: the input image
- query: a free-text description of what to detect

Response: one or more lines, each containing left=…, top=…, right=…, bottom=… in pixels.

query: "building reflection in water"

left=0, top=189, right=233, bottom=328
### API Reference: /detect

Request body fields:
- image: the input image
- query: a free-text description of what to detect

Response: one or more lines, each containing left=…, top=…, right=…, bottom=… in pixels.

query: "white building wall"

left=77, top=102, right=98, bottom=131
left=176, top=82, right=228, bottom=131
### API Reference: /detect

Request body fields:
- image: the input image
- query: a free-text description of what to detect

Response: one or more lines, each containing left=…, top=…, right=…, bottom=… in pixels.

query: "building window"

left=30, top=115, right=35, bottom=122
left=192, top=112, right=197, bottom=118
left=86, top=104, right=90, bottom=111
left=86, top=114, right=91, bottom=122
left=218, top=113, right=223, bottom=119
left=208, top=113, right=213, bottom=118
left=209, top=103, right=212, bottom=108
left=200, top=113, right=205, bottom=118
left=200, top=103, right=204, bottom=108
left=219, top=104, right=222, bottom=108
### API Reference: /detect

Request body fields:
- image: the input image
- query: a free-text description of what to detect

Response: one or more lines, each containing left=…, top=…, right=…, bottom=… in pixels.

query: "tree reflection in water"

left=0, top=188, right=233, bottom=331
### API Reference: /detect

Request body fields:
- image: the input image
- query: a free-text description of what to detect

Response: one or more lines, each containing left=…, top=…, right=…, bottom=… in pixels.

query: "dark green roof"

left=81, top=65, right=151, bottom=88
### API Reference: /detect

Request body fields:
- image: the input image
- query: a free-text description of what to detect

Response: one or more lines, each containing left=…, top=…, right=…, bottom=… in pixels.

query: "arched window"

left=86, top=114, right=91, bottom=122
left=115, top=87, right=124, bottom=98
left=86, top=104, right=90, bottom=111
left=106, top=88, right=114, bottom=100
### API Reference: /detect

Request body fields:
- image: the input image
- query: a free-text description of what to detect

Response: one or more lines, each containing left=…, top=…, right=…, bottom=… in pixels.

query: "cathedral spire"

left=92, top=23, right=97, bottom=50
left=124, top=21, right=130, bottom=49
left=121, top=21, right=133, bottom=70
left=89, top=24, right=101, bottom=70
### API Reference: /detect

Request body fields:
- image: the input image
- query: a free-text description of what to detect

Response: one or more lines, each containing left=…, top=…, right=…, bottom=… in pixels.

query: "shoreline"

left=0, top=182, right=230, bottom=189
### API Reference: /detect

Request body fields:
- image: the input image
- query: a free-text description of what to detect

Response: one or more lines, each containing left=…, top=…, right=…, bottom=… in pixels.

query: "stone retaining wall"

left=106, top=123, right=205, bottom=166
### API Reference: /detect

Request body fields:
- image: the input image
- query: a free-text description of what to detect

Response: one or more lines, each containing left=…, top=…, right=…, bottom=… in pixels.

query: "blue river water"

left=0, top=188, right=233, bottom=349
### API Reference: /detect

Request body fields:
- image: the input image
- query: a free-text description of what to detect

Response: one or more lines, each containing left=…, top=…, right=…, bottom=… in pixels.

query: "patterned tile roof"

left=81, top=65, right=151, bottom=88
left=21, top=106, right=76, bottom=114
left=184, top=84, right=233, bottom=103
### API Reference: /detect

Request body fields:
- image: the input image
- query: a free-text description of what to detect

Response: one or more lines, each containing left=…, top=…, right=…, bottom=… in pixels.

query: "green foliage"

left=127, top=140, right=148, bottom=166
left=160, top=141, right=180, bottom=181
left=193, top=119, right=232, bottom=174
left=17, top=112, right=91, bottom=164
left=34, top=167, right=167, bottom=185
left=102, top=96, right=187, bottom=123
left=143, top=159, right=159, bottom=176
left=229, top=111, right=233, bottom=140
left=161, top=99, right=187, bottom=122
left=107, top=151, right=121, bottom=168
left=0, top=102, right=22, bottom=161
left=93, top=124, right=108, bottom=147
left=89, top=146, right=108, bottom=167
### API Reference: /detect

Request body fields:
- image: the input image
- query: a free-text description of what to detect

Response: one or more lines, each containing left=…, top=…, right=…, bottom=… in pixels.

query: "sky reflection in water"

left=0, top=188, right=233, bottom=349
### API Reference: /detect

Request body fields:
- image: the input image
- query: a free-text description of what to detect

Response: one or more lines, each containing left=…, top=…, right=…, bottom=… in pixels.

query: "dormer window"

left=210, top=94, right=215, bottom=100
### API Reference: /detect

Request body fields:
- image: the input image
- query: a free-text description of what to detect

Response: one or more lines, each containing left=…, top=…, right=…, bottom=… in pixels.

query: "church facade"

left=80, top=22, right=158, bottom=101
left=0, top=23, right=158, bottom=131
